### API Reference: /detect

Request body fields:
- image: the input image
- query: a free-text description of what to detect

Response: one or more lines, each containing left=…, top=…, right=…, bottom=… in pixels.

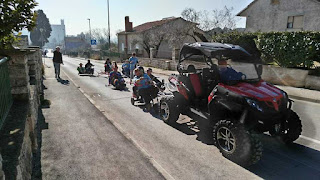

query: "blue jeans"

left=54, top=62, right=61, bottom=77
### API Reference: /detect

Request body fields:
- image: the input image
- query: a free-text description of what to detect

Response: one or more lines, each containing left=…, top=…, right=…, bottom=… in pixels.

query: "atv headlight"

left=246, top=98, right=263, bottom=112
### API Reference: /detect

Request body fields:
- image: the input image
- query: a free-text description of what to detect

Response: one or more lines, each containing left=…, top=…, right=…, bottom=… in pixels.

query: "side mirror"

left=257, top=64, right=263, bottom=76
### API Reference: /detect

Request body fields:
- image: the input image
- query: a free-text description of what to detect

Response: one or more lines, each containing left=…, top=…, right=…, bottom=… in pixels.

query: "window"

left=287, top=16, right=304, bottom=29
left=121, top=43, right=124, bottom=51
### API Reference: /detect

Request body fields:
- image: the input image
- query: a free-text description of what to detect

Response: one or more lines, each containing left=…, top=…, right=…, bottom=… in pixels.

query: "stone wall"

left=0, top=154, right=4, bottom=180
left=0, top=47, right=42, bottom=179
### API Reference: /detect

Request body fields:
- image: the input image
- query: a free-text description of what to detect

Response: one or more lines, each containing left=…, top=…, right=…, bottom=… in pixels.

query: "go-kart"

left=159, top=42, right=302, bottom=167
left=131, top=78, right=166, bottom=106
left=110, top=77, right=126, bottom=90
left=78, top=66, right=94, bottom=76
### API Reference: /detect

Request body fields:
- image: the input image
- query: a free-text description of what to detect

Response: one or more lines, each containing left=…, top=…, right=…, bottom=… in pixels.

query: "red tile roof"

left=133, top=17, right=179, bottom=32
left=118, top=17, right=181, bottom=34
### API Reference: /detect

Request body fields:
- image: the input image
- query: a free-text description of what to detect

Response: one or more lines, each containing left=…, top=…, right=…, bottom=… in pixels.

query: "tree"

left=30, top=10, right=52, bottom=48
left=0, top=0, right=38, bottom=49
left=181, top=6, right=237, bottom=31
left=181, top=8, right=200, bottom=24
left=139, top=28, right=166, bottom=58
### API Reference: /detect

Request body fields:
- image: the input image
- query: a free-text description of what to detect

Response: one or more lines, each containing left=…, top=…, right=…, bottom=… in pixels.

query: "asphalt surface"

left=44, top=56, right=320, bottom=179
left=41, top=60, right=165, bottom=179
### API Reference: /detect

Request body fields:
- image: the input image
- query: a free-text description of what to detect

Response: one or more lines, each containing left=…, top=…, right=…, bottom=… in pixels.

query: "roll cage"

left=177, top=42, right=263, bottom=79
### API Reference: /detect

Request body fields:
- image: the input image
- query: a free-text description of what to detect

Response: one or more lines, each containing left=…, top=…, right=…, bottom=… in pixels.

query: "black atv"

left=159, top=42, right=302, bottom=167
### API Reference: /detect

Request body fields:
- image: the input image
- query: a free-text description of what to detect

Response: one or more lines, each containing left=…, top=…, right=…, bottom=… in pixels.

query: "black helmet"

left=138, top=66, right=144, bottom=73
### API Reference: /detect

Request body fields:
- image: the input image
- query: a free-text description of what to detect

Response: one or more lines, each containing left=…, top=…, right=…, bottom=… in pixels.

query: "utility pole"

left=107, top=0, right=111, bottom=52
left=87, top=18, right=92, bottom=42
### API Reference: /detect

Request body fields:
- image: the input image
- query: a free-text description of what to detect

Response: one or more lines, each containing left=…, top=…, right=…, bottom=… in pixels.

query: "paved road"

left=41, top=60, right=165, bottom=179
left=52, top=56, right=320, bottom=179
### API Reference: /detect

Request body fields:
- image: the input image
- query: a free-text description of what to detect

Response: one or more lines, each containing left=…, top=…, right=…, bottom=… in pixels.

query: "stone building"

left=237, top=0, right=320, bottom=32
left=45, top=19, right=66, bottom=49
left=117, top=16, right=207, bottom=59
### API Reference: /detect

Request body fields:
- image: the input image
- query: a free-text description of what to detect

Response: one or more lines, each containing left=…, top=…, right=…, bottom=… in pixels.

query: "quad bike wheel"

left=280, top=110, right=302, bottom=144
left=159, top=96, right=180, bottom=125
left=213, top=120, right=262, bottom=167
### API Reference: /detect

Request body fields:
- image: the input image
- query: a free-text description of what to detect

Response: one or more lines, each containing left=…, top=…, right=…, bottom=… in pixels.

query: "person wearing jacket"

left=133, top=67, right=153, bottom=111
left=218, top=59, right=244, bottom=82
left=53, top=46, right=63, bottom=79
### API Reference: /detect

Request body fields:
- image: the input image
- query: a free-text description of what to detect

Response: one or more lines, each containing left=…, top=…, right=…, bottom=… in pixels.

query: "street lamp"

left=107, top=0, right=111, bottom=52
left=87, top=18, right=92, bottom=42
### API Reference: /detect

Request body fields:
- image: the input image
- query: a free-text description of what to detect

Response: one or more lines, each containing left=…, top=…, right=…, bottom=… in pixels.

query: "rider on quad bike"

left=159, top=42, right=302, bottom=167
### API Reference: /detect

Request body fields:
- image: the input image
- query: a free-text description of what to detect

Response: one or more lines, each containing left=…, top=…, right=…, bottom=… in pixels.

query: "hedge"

left=212, top=31, right=320, bottom=69
left=255, top=32, right=320, bottom=68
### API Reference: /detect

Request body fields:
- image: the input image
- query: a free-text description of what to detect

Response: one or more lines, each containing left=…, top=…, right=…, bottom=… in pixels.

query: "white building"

left=237, top=0, right=320, bottom=32
left=46, top=20, right=66, bottom=49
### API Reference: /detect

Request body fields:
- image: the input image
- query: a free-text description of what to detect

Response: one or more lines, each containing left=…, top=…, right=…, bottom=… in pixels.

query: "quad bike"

left=159, top=42, right=302, bottom=167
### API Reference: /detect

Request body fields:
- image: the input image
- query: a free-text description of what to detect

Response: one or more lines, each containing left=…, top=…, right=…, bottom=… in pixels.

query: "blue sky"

left=34, top=0, right=253, bottom=38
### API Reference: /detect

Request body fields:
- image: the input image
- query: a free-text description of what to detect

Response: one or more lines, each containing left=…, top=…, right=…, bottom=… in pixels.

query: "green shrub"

left=212, top=31, right=320, bottom=69
left=255, top=31, right=320, bottom=68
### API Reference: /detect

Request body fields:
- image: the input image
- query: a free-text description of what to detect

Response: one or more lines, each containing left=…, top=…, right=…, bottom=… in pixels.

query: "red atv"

left=159, top=42, right=302, bottom=167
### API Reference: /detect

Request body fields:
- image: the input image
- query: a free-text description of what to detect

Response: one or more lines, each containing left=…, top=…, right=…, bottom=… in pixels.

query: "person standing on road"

left=129, top=53, right=139, bottom=84
left=53, top=46, right=63, bottom=79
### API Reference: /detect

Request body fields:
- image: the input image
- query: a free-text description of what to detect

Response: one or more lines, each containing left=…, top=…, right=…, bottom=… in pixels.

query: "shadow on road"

left=32, top=102, right=50, bottom=179
left=57, top=78, right=69, bottom=85
left=167, top=111, right=320, bottom=179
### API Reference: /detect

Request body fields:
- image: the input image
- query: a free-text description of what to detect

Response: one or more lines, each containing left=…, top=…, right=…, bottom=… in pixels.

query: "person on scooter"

left=218, top=59, right=245, bottom=82
left=77, top=63, right=85, bottom=74
left=109, top=62, right=125, bottom=89
left=85, top=60, right=94, bottom=74
left=133, top=67, right=154, bottom=111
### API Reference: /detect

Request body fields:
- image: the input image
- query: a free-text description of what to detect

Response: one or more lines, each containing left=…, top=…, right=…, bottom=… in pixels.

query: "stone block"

left=305, top=75, right=320, bottom=90
left=262, top=65, right=309, bottom=87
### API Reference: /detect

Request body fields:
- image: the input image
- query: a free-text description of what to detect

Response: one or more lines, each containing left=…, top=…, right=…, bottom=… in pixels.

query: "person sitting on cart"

left=146, top=68, right=162, bottom=87
left=122, top=60, right=130, bottom=77
left=104, top=58, right=112, bottom=74
left=109, top=63, right=125, bottom=89
left=77, top=63, right=85, bottom=74
left=218, top=59, right=244, bottom=82
left=85, top=60, right=94, bottom=74
left=133, top=67, right=154, bottom=111
left=146, top=68, right=163, bottom=95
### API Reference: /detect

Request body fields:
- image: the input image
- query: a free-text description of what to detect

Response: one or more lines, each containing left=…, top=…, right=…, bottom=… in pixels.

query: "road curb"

left=288, top=95, right=320, bottom=104
left=61, top=68, right=175, bottom=180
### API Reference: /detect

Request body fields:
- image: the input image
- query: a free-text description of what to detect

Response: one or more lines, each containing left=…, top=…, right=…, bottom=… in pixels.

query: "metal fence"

left=0, top=57, right=12, bottom=130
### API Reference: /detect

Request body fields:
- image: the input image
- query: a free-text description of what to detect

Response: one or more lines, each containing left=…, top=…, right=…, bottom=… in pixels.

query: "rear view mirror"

left=257, top=64, right=263, bottom=76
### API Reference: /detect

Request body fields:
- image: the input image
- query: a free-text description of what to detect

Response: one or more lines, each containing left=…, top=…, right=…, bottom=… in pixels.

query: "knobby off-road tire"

left=159, top=96, right=180, bottom=125
left=213, top=120, right=263, bottom=167
left=281, top=110, right=302, bottom=144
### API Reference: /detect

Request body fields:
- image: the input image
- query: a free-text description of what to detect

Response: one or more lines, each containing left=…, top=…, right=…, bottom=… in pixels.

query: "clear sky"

left=35, top=0, right=253, bottom=38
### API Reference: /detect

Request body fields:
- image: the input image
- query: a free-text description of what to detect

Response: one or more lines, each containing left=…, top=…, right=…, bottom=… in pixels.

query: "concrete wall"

left=241, top=0, right=320, bottom=32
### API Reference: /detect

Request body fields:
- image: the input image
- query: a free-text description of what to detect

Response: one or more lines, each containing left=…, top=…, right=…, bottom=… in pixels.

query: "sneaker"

left=146, top=103, right=152, bottom=112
